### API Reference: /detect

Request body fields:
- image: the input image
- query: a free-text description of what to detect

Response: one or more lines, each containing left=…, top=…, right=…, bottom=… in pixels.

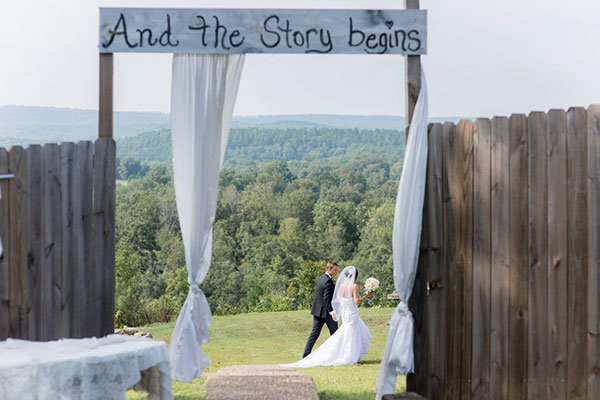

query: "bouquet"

left=364, top=277, right=380, bottom=293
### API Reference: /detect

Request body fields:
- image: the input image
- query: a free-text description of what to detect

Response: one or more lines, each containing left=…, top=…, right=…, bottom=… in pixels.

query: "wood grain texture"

left=92, top=139, right=116, bottom=336
left=471, top=118, right=492, bottom=400
left=79, top=142, right=94, bottom=338
left=408, top=124, right=431, bottom=396
left=99, top=54, right=113, bottom=139
left=99, top=8, right=428, bottom=55
left=587, top=105, right=600, bottom=400
left=456, top=120, right=474, bottom=400
left=527, top=111, right=549, bottom=400
left=566, top=107, right=588, bottom=400
left=72, top=142, right=94, bottom=338
left=60, top=142, right=75, bottom=338
left=0, top=149, right=9, bottom=340
left=409, top=218, right=428, bottom=394
left=508, top=114, right=528, bottom=400
left=426, top=123, right=444, bottom=400
left=26, top=145, right=43, bottom=340
left=441, top=121, right=457, bottom=400
left=8, top=146, right=28, bottom=339
left=490, top=117, right=510, bottom=400
left=42, top=144, right=61, bottom=341
left=547, top=110, right=568, bottom=400
left=403, top=0, right=421, bottom=134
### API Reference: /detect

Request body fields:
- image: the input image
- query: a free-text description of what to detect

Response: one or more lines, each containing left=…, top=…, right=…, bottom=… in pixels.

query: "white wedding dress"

left=281, top=267, right=371, bottom=368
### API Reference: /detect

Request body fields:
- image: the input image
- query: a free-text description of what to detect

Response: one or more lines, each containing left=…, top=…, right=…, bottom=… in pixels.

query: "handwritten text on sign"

left=99, top=8, right=427, bottom=55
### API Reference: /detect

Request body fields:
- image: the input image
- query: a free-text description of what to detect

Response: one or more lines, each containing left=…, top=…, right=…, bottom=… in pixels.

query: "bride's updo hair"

left=345, top=267, right=358, bottom=279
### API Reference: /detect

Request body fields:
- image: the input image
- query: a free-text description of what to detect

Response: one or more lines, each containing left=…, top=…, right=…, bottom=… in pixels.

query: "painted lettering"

left=158, top=15, right=179, bottom=47
left=348, top=18, right=364, bottom=47
left=395, top=30, right=407, bottom=51
left=407, top=30, right=421, bottom=51
left=136, top=28, right=158, bottom=47
left=261, top=15, right=281, bottom=48
left=102, top=13, right=138, bottom=48
left=229, top=30, right=244, bottom=48
left=261, top=15, right=332, bottom=53
left=188, top=15, right=210, bottom=46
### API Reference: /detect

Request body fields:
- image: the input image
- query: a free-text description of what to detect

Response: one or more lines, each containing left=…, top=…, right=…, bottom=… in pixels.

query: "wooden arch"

left=98, top=1, right=426, bottom=139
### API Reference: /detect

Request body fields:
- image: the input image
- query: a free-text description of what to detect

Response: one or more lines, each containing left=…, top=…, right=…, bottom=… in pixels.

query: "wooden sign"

left=99, top=8, right=427, bottom=55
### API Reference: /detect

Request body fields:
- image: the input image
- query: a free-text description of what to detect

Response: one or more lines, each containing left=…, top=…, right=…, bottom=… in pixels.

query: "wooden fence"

left=0, top=139, right=115, bottom=341
left=408, top=105, right=600, bottom=400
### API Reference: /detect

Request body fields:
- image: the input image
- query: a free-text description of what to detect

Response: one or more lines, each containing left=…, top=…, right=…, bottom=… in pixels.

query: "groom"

left=302, top=260, right=339, bottom=358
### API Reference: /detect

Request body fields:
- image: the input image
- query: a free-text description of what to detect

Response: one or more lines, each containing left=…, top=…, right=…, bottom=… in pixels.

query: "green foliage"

left=116, top=127, right=405, bottom=168
left=117, top=129, right=172, bottom=163
left=114, top=129, right=405, bottom=325
left=286, top=261, right=327, bottom=309
left=117, top=157, right=149, bottom=180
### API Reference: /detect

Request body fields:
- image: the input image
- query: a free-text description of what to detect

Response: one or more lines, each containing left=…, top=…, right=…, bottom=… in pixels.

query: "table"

left=0, top=334, right=173, bottom=400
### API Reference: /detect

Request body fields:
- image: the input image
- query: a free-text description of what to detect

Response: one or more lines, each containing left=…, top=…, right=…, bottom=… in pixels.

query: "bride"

left=281, top=266, right=373, bottom=368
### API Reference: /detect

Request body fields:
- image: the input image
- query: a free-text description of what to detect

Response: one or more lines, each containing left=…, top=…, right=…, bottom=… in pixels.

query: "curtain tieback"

left=189, top=284, right=202, bottom=295
left=395, top=300, right=410, bottom=317
left=386, top=300, right=414, bottom=373
left=186, top=284, right=212, bottom=344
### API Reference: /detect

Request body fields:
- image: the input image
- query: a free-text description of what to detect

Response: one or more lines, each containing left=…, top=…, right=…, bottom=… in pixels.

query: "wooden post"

left=99, top=53, right=113, bottom=139
left=404, top=0, right=421, bottom=138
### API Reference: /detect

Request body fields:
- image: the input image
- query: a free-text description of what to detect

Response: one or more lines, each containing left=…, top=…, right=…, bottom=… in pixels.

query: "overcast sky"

left=1, top=0, right=599, bottom=117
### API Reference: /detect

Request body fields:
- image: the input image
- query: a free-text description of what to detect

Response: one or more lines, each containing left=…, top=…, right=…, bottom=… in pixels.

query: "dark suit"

left=302, top=273, right=338, bottom=358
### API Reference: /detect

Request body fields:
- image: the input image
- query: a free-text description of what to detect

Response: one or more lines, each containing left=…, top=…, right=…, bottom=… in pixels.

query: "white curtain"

left=168, top=53, right=245, bottom=382
left=375, top=69, right=428, bottom=399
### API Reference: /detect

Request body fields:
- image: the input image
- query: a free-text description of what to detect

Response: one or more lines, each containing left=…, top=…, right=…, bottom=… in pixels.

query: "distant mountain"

left=0, top=106, right=467, bottom=147
left=232, top=115, right=469, bottom=130
left=0, top=106, right=170, bottom=145
left=231, top=114, right=407, bottom=130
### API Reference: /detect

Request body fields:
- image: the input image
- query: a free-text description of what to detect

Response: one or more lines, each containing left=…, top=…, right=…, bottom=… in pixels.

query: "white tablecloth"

left=0, top=334, right=173, bottom=400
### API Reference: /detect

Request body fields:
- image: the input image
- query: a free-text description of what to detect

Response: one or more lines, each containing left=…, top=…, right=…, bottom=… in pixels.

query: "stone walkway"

left=206, top=364, right=319, bottom=400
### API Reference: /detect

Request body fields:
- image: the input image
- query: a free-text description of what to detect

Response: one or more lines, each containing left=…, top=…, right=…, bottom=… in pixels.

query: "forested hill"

left=0, top=106, right=465, bottom=146
left=116, top=127, right=406, bottom=169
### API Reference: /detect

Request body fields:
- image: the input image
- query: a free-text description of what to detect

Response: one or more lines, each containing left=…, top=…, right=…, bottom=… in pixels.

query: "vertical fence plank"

left=60, top=142, right=75, bottom=338
left=508, top=114, right=528, bottom=400
left=8, top=146, right=28, bottom=339
left=79, top=142, right=94, bottom=338
left=472, top=118, right=492, bottom=400
left=0, top=149, right=9, bottom=340
left=93, top=138, right=116, bottom=336
left=528, top=111, right=549, bottom=400
left=547, top=110, right=568, bottom=400
left=42, top=144, right=61, bottom=341
left=490, top=117, right=510, bottom=400
left=26, top=145, right=43, bottom=341
left=442, top=122, right=457, bottom=400
left=70, top=143, right=84, bottom=339
left=426, top=123, right=445, bottom=400
left=566, top=107, right=588, bottom=400
left=456, top=120, right=474, bottom=400
left=72, top=141, right=93, bottom=338
left=587, top=105, right=600, bottom=400
left=410, top=220, right=429, bottom=394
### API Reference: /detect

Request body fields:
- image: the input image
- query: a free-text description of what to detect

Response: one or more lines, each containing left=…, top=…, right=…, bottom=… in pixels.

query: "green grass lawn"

left=127, top=307, right=405, bottom=399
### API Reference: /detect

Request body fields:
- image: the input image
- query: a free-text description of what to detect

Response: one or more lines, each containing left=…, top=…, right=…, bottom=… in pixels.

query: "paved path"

left=206, top=364, right=319, bottom=400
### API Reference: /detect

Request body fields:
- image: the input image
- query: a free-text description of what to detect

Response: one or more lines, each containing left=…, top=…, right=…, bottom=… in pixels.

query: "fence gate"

left=409, top=105, right=600, bottom=400
left=0, top=139, right=115, bottom=341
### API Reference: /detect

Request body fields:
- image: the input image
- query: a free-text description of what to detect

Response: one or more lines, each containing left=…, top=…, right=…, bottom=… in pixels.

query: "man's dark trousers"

left=302, top=273, right=338, bottom=358
left=302, top=313, right=338, bottom=358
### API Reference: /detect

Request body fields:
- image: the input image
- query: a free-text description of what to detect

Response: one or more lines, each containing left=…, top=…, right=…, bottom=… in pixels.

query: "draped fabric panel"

left=375, top=69, right=428, bottom=399
left=168, top=53, right=245, bottom=382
